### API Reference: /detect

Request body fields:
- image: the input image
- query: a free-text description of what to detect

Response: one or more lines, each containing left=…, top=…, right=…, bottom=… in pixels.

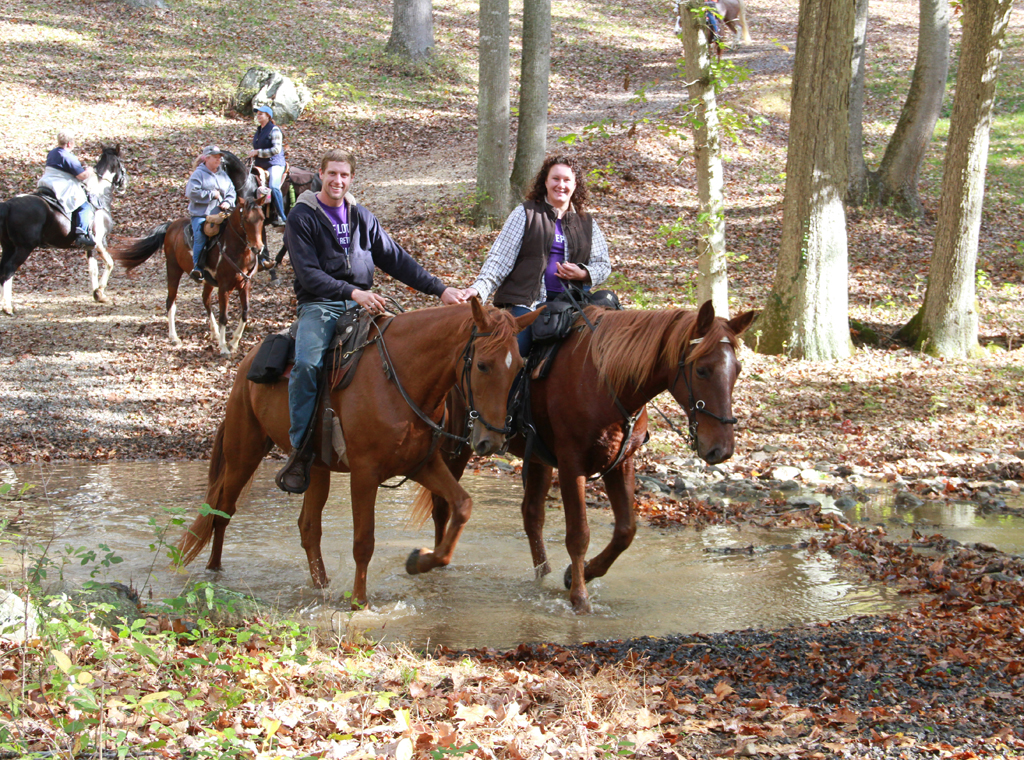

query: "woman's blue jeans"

left=288, top=300, right=356, bottom=449
left=268, top=165, right=285, bottom=220
left=190, top=216, right=207, bottom=269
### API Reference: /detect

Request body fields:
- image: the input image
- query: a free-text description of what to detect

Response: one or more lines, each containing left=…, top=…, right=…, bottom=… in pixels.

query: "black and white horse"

left=0, top=145, right=128, bottom=315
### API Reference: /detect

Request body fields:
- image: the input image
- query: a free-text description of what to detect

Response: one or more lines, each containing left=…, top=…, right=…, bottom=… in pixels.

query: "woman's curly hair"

left=525, top=154, right=590, bottom=214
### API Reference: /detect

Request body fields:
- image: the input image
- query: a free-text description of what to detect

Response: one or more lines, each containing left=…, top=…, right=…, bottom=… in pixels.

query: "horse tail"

left=176, top=420, right=229, bottom=566
left=409, top=484, right=436, bottom=529
left=111, top=223, right=170, bottom=271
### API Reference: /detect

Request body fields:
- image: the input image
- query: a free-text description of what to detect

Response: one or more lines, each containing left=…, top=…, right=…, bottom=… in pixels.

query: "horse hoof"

left=93, top=290, right=110, bottom=304
left=406, top=549, right=425, bottom=575
left=563, top=563, right=591, bottom=590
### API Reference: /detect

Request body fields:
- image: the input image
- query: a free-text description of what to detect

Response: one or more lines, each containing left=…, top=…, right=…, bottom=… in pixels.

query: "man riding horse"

left=186, top=145, right=236, bottom=284
left=37, top=130, right=97, bottom=248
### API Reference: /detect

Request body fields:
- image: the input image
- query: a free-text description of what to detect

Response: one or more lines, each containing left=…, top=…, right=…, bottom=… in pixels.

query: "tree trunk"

left=509, top=0, right=551, bottom=203
left=385, top=0, right=434, bottom=61
left=896, top=0, right=1014, bottom=358
left=474, top=0, right=511, bottom=226
left=870, top=0, right=950, bottom=218
left=846, top=0, right=870, bottom=205
left=751, top=0, right=855, bottom=360
left=681, top=0, right=728, bottom=316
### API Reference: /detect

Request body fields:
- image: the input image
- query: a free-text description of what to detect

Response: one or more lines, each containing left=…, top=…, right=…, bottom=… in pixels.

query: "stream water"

left=2, top=461, right=1021, bottom=650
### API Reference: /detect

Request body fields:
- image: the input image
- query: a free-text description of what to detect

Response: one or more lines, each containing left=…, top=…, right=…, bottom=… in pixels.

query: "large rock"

left=232, top=67, right=311, bottom=125
left=0, top=590, right=39, bottom=643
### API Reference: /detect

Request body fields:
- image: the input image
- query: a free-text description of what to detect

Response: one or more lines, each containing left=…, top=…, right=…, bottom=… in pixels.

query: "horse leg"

left=572, top=458, right=636, bottom=585
left=348, top=469, right=380, bottom=607
left=92, top=236, right=115, bottom=304
left=206, top=437, right=273, bottom=571
left=227, top=284, right=249, bottom=355
left=406, top=456, right=472, bottom=576
left=204, top=286, right=227, bottom=355
left=737, top=0, right=752, bottom=44
left=558, top=467, right=592, bottom=613
left=522, top=462, right=554, bottom=580
left=1, top=244, right=32, bottom=316
left=166, top=254, right=184, bottom=346
left=297, top=466, right=332, bottom=589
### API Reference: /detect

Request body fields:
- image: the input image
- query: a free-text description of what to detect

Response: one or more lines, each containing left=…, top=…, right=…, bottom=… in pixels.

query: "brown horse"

left=113, top=198, right=265, bottom=356
left=176, top=299, right=541, bottom=607
left=418, top=300, right=755, bottom=613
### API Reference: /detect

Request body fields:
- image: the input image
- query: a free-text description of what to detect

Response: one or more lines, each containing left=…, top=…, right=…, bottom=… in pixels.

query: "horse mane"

left=586, top=306, right=739, bottom=396
left=473, top=305, right=521, bottom=355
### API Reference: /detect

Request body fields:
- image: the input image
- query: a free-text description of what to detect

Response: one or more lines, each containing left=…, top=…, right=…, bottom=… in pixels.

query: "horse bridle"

left=669, top=335, right=739, bottom=451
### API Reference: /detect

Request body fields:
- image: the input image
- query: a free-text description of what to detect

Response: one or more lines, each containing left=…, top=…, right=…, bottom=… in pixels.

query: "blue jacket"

left=252, top=122, right=285, bottom=169
left=284, top=190, right=446, bottom=305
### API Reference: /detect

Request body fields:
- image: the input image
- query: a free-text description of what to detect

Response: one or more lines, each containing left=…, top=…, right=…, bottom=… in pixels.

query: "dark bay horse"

left=176, top=299, right=541, bottom=607
left=265, top=165, right=322, bottom=286
left=112, top=198, right=265, bottom=356
left=418, top=300, right=755, bottom=613
left=0, top=145, right=128, bottom=315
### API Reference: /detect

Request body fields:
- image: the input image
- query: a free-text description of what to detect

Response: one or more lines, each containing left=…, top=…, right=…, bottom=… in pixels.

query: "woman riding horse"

left=0, top=144, right=128, bottom=315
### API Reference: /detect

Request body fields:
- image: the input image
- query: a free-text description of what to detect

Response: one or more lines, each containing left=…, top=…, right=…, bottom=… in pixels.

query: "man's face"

left=204, top=154, right=223, bottom=172
left=320, top=161, right=353, bottom=202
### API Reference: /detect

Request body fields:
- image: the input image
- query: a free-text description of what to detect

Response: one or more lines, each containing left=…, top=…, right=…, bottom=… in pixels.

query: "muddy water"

left=3, top=462, right=1019, bottom=650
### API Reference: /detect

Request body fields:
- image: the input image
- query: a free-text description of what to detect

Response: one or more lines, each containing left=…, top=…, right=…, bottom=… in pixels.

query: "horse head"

left=672, top=300, right=756, bottom=464
left=461, top=298, right=541, bottom=456
left=236, top=197, right=266, bottom=261
left=97, top=145, right=128, bottom=195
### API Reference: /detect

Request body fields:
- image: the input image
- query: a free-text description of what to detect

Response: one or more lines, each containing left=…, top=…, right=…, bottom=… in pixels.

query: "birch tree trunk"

left=751, top=0, right=855, bottom=360
left=385, top=0, right=434, bottom=61
left=474, top=0, right=511, bottom=226
left=680, top=0, right=728, bottom=316
left=846, top=0, right=870, bottom=205
left=870, top=0, right=950, bottom=218
left=509, top=0, right=551, bottom=203
left=896, top=0, right=1014, bottom=357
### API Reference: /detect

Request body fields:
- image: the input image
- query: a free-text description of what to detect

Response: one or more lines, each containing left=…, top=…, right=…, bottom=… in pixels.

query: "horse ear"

left=695, top=300, right=716, bottom=335
left=513, top=305, right=544, bottom=333
left=726, top=310, right=757, bottom=336
left=469, top=295, right=489, bottom=331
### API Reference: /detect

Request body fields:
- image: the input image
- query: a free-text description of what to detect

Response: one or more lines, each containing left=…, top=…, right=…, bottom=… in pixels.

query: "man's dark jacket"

left=284, top=190, right=446, bottom=305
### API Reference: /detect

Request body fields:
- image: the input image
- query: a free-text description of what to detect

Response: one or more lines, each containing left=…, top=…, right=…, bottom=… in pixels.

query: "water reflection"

left=0, top=461, right=957, bottom=649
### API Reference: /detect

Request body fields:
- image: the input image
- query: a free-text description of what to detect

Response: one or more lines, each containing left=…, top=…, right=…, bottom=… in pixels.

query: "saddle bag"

left=247, top=331, right=294, bottom=384
left=531, top=300, right=578, bottom=345
left=203, top=212, right=228, bottom=238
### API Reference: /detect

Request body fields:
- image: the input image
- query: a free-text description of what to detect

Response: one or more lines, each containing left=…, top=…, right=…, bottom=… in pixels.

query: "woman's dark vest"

left=492, top=200, right=594, bottom=307
left=252, top=123, right=285, bottom=169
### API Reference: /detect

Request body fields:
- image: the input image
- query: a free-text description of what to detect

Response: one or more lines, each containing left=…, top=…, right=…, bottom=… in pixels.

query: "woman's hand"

left=440, top=287, right=467, bottom=305
left=461, top=287, right=480, bottom=300
left=247, top=150, right=258, bottom=158
left=555, top=262, right=589, bottom=282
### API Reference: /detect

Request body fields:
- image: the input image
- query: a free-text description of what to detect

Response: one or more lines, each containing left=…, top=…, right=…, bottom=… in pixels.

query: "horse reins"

left=369, top=316, right=508, bottom=487
left=216, top=207, right=262, bottom=283
left=657, top=335, right=738, bottom=452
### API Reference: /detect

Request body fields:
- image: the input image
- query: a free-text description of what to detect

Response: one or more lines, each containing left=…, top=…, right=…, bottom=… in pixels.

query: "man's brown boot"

left=275, top=447, right=314, bottom=494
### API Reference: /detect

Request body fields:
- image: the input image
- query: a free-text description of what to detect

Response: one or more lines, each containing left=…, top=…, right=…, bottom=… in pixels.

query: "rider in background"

left=37, top=129, right=97, bottom=248
left=185, top=145, right=236, bottom=284
left=461, top=154, right=611, bottom=356
left=248, top=105, right=286, bottom=228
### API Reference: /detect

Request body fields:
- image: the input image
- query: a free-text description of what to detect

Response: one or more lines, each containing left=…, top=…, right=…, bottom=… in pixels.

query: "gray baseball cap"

left=200, top=145, right=224, bottom=157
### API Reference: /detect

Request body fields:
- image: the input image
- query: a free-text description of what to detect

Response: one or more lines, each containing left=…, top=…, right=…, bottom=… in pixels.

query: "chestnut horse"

left=177, top=299, right=541, bottom=607
left=113, top=198, right=265, bottom=356
left=417, top=300, right=755, bottom=613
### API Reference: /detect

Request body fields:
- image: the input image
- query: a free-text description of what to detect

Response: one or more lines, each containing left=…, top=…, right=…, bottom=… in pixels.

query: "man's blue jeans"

left=73, top=202, right=94, bottom=235
left=288, top=300, right=357, bottom=449
left=190, top=216, right=207, bottom=269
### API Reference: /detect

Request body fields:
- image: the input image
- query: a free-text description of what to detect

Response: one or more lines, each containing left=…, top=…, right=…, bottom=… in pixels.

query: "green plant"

left=597, top=734, right=637, bottom=757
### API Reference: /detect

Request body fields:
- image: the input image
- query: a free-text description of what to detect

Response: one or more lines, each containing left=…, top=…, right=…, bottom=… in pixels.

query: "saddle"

left=509, top=288, right=623, bottom=477
left=286, top=166, right=318, bottom=187
left=247, top=309, right=381, bottom=468
left=32, top=187, right=72, bottom=220
left=183, top=212, right=229, bottom=270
